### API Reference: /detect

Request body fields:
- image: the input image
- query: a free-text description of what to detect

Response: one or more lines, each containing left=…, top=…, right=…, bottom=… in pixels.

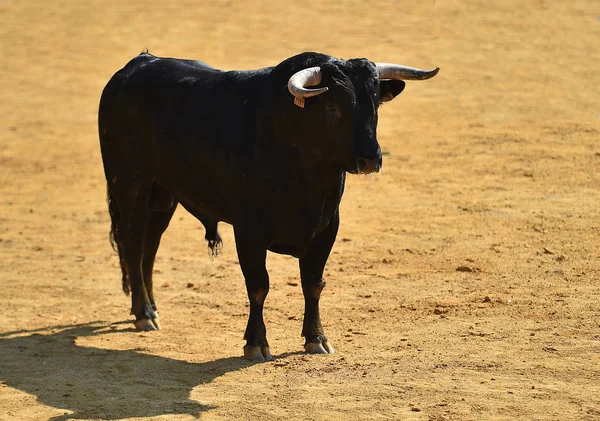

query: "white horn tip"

left=420, top=67, right=440, bottom=80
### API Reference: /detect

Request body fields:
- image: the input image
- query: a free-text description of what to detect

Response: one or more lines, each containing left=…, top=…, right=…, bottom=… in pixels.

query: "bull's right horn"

left=287, top=67, right=329, bottom=99
left=376, top=63, right=440, bottom=80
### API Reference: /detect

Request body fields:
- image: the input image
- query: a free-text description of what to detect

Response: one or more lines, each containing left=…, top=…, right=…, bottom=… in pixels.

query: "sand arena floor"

left=0, top=1, right=599, bottom=420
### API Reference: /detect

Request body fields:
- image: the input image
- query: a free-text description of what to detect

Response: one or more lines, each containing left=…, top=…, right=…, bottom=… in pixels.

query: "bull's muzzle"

left=356, top=156, right=382, bottom=174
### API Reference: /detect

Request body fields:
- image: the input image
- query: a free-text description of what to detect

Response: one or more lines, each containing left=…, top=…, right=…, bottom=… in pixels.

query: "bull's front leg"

left=299, top=211, right=339, bottom=354
left=234, top=229, right=272, bottom=362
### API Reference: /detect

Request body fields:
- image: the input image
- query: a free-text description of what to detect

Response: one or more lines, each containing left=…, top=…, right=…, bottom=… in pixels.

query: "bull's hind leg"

left=298, top=211, right=339, bottom=354
left=143, top=186, right=178, bottom=318
left=112, top=181, right=159, bottom=331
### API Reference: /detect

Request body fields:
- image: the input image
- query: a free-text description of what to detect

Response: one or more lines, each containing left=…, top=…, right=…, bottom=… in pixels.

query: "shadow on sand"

left=0, top=321, right=256, bottom=420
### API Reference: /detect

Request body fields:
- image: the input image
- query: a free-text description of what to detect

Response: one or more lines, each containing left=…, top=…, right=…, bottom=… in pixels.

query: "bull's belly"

left=155, top=173, right=237, bottom=224
left=268, top=242, right=305, bottom=258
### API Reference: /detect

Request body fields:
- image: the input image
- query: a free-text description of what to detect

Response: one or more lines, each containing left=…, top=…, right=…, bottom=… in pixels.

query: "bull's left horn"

left=376, top=63, right=440, bottom=80
left=287, top=67, right=329, bottom=98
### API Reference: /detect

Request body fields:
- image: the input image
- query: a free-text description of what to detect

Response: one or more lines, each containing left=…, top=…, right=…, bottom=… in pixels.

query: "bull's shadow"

left=0, top=322, right=255, bottom=420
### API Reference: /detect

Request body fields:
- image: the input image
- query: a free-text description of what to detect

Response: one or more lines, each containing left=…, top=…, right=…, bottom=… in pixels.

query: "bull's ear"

left=379, top=80, right=406, bottom=103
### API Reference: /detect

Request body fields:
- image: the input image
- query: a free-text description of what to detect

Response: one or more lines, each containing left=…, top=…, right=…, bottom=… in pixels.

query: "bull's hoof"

left=243, top=345, right=272, bottom=362
left=305, top=340, right=335, bottom=354
left=134, top=317, right=161, bottom=331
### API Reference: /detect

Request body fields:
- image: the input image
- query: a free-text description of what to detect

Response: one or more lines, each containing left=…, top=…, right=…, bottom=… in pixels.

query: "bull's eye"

left=326, top=105, right=342, bottom=119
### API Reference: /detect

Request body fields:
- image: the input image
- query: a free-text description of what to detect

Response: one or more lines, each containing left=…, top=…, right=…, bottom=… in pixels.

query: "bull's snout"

left=356, top=155, right=382, bottom=174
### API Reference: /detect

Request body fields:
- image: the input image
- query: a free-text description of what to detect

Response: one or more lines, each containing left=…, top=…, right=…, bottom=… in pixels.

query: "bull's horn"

left=376, top=63, right=439, bottom=80
left=287, top=67, right=329, bottom=98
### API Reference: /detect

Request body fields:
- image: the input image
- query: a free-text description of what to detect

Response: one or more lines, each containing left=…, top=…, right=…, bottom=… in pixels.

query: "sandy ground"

left=1, top=0, right=599, bottom=420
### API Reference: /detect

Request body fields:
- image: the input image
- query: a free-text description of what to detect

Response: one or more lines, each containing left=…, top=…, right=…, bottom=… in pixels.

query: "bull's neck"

left=255, top=142, right=343, bottom=203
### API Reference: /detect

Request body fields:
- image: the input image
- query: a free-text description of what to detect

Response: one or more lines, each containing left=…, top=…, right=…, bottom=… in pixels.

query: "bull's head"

left=284, top=57, right=439, bottom=175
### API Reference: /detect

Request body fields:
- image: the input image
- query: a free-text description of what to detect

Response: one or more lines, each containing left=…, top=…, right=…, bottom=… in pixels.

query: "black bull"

left=98, top=51, right=438, bottom=361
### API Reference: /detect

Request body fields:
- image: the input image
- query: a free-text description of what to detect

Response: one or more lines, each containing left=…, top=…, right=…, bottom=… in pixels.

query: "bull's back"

left=99, top=53, right=219, bottom=128
left=98, top=53, right=249, bottom=223
left=99, top=53, right=225, bottom=161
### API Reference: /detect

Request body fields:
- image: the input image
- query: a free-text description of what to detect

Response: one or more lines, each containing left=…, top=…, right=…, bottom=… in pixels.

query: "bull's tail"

left=107, top=188, right=130, bottom=295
